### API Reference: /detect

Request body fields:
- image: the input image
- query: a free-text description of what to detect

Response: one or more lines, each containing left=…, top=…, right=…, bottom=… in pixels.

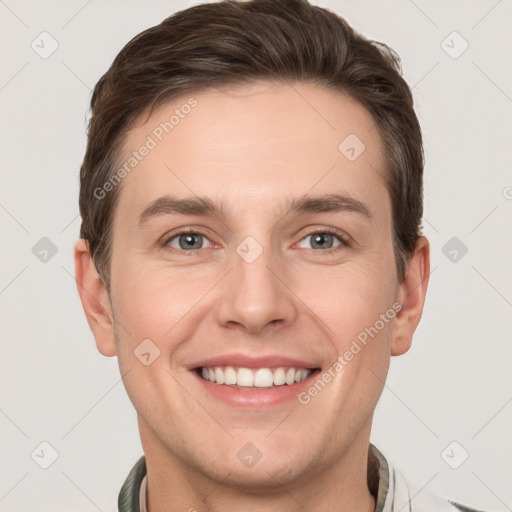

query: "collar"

left=118, top=443, right=389, bottom=512
left=118, top=444, right=485, bottom=512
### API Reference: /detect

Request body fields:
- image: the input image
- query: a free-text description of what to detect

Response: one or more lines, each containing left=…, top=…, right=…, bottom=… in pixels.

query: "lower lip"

left=191, top=369, right=320, bottom=407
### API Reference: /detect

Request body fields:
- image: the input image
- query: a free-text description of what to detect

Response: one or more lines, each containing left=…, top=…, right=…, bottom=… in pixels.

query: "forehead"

left=114, top=80, right=389, bottom=221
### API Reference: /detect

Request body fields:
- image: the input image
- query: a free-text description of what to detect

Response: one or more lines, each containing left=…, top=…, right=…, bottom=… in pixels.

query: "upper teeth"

left=200, top=366, right=311, bottom=387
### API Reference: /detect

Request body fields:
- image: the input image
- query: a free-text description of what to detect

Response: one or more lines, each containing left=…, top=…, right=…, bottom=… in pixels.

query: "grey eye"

left=298, top=232, right=343, bottom=250
left=168, top=233, right=212, bottom=251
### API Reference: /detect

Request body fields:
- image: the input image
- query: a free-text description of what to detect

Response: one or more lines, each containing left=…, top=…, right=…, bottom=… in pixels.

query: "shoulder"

left=370, top=444, right=494, bottom=512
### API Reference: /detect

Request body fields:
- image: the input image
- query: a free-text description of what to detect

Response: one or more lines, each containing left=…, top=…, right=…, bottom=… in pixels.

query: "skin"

left=75, top=80, right=429, bottom=512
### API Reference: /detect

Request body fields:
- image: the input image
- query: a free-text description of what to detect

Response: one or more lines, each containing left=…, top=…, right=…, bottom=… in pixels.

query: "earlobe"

left=74, top=239, right=117, bottom=357
left=391, top=236, right=430, bottom=356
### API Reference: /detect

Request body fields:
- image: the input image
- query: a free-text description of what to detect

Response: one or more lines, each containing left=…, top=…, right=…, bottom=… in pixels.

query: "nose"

left=215, top=242, right=298, bottom=336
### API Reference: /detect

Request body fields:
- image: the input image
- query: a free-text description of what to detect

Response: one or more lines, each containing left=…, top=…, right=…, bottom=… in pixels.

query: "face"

left=77, top=80, right=429, bottom=489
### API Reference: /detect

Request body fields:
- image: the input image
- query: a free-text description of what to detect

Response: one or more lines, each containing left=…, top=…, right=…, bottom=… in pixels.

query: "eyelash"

left=161, top=227, right=349, bottom=255
left=299, top=227, right=350, bottom=252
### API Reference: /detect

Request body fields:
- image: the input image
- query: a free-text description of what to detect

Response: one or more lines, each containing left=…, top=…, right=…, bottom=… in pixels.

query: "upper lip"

left=188, top=353, right=321, bottom=370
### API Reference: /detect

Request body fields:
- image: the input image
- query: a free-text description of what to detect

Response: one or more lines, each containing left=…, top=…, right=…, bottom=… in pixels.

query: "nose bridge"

left=215, top=233, right=296, bottom=334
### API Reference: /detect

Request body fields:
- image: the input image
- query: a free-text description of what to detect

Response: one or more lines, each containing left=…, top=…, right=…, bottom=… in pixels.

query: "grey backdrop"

left=0, top=0, right=511, bottom=511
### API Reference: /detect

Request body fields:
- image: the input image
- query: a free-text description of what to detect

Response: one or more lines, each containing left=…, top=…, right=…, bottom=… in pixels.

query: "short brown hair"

left=79, top=0, right=424, bottom=292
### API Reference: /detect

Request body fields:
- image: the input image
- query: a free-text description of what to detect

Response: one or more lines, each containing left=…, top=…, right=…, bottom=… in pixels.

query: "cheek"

left=110, top=224, right=398, bottom=352
left=297, top=259, right=397, bottom=343
left=302, top=264, right=396, bottom=416
left=109, top=264, right=203, bottom=423
left=110, top=258, right=216, bottom=349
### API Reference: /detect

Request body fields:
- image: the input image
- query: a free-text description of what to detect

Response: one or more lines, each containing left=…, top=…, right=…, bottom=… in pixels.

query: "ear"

left=391, top=236, right=430, bottom=356
left=74, top=239, right=117, bottom=357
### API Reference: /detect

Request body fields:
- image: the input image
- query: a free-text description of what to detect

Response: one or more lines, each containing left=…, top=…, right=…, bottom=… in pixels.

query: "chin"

left=215, top=459, right=311, bottom=491
left=193, top=438, right=317, bottom=491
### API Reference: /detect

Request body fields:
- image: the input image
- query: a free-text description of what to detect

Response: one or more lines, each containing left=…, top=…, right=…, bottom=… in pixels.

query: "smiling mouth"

left=195, top=365, right=321, bottom=389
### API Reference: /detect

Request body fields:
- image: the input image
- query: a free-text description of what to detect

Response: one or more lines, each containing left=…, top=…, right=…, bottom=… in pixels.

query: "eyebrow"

left=137, top=192, right=372, bottom=227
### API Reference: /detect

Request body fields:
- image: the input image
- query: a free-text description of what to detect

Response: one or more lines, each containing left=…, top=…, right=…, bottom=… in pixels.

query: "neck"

left=138, top=417, right=377, bottom=512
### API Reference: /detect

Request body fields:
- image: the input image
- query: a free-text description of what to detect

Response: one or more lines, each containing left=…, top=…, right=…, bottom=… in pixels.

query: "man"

left=74, top=0, right=486, bottom=510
